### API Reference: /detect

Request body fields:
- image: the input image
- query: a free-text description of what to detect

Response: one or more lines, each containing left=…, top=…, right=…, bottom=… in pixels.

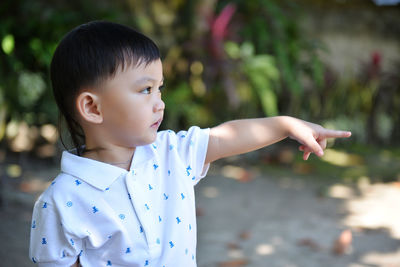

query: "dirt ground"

left=1, top=161, right=400, bottom=267
left=196, top=166, right=400, bottom=267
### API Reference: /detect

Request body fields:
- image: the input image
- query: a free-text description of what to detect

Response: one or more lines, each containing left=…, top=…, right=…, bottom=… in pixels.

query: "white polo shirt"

left=29, top=126, right=210, bottom=267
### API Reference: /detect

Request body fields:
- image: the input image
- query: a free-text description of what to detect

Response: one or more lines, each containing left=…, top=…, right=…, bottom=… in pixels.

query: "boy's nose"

left=153, top=97, right=165, bottom=113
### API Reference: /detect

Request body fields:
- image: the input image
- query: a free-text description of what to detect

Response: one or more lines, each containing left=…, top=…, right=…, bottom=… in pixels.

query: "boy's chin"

left=137, top=133, right=158, bottom=146
left=148, top=131, right=158, bottom=143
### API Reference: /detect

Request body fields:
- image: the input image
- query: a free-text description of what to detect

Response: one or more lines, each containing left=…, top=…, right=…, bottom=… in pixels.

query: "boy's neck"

left=82, top=144, right=136, bottom=171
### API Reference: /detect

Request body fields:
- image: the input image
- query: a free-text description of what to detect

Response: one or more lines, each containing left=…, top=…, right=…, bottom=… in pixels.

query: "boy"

left=29, top=21, right=351, bottom=266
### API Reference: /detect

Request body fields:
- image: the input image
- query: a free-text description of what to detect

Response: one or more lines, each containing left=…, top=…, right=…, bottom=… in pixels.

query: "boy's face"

left=98, top=59, right=165, bottom=148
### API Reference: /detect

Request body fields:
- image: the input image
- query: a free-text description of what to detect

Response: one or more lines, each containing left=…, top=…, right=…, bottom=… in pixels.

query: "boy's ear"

left=76, top=91, right=103, bottom=124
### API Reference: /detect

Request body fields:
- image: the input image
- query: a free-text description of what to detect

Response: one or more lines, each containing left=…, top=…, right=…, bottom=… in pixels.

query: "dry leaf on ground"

left=239, top=230, right=251, bottom=240
left=218, top=259, right=249, bottom=267
left=297, top=238, right=321, bottom=251
left=332, top=229, right=352, bottom=255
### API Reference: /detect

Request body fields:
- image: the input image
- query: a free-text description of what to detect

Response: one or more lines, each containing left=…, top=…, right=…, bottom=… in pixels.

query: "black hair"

left=50, top=21, right=161, bottom=154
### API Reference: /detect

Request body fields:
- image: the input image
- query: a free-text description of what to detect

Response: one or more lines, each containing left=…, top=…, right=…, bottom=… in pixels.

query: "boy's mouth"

left=151, top=118, right=162, bottom=128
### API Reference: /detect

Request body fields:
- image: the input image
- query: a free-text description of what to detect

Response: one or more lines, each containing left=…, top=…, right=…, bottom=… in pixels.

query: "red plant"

left=209, top=3, right=237, bottom=59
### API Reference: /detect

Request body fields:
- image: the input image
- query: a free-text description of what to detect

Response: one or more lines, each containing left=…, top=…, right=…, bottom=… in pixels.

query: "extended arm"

left=205, top=116, right=351, bottom=164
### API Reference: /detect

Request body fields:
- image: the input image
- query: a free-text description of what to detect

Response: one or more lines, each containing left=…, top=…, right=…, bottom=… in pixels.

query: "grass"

left=244, top=143, right=400, bottom=184
left=294, top=144, right=400, bottom=183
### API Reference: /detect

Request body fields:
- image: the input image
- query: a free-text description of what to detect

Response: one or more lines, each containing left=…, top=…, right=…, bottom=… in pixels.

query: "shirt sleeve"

left=174, top=126, right=210, bottom=185
left=29, top=199, right=82, bottom=266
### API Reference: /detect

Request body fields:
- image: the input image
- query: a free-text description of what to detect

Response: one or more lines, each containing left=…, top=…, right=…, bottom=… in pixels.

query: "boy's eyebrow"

left=135, top=76, right=164, bottom=84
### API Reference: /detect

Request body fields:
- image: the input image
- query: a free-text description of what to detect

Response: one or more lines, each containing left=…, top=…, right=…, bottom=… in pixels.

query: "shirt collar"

left=61, top=144, right=155, bottom=191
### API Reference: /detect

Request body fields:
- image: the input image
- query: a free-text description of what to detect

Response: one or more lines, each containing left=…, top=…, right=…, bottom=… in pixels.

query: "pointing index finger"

left=321, top=129, right=352, bottom=139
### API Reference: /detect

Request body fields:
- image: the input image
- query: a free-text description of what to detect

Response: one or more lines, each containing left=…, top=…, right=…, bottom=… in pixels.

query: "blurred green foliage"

left=0, top=0, right=126, bottom=134
left=0, top=0, right=399, bottom=150
left=225, top=41, right=280, bottom=116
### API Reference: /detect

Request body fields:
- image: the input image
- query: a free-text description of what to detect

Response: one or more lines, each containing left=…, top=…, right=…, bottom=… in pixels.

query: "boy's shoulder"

left=34, top=171, right=81, bottom=206
left=153, top=126, right=208, bottom=153
left=155, top=126, right=206, bottom=143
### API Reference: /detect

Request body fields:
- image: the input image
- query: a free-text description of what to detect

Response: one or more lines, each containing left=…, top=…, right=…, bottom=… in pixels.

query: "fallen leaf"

left=332, top=229, right=352, bottom=255
left=196, top=207, right=205, bottom=217
left=293, top=162, right=313, bottom=174
left=19, top=181, right=34, bottom=193
left=238, top=170, right=253, bottom=183
left=218, top=259, right=249, bottom=267
left=297, top=238, right=321, bottom=251
left=277, top=148, right=294, bottom=164
left=227, top=242, right=241, bottom=250
left=239, top=231, right=251, bottom=240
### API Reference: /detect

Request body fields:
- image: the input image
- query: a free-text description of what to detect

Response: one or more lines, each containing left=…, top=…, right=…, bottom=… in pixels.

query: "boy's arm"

left=205, top=116, right=351, bottom=164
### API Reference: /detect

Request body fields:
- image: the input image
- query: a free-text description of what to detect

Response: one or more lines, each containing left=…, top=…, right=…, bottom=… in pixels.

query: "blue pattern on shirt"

left=29, top=127, right=210, bottom=266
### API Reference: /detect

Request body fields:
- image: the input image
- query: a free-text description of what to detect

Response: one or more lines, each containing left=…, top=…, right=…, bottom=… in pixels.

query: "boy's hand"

left=286, top=118, right=351, bottom=160
left=206, top=116, right=351, bottom=164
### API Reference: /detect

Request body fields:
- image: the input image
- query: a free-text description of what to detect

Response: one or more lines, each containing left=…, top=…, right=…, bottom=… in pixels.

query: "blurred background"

left=0, top=0, right=399, bottom=266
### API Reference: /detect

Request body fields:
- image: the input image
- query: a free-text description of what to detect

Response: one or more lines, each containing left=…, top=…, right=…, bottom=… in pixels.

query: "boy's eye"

left=141, top=87, right=152, bottom=94
left=140, top=84, right=165, bottom=94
